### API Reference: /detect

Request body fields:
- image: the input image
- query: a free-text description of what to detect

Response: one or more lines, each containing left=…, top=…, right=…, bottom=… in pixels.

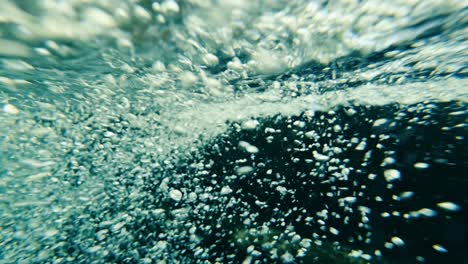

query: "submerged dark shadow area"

left=172, top=101, right=467, bottom=264
left=62, top=100, right=466, bottom=264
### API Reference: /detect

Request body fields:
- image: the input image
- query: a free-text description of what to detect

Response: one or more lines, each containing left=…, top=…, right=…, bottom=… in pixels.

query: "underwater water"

left=0, top=0, right=467, bottom=263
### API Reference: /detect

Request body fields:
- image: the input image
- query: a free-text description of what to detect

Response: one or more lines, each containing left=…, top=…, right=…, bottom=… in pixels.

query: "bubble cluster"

left=0, top=0, right=466, bottom=263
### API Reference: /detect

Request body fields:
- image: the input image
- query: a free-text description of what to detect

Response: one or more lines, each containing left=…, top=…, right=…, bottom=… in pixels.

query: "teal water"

left=0, top=1, right=467, bottom=263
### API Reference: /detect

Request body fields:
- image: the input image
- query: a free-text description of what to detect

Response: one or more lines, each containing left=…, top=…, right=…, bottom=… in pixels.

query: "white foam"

left=313, top=151, right=330, bottom=161
left=83, top=7, right=116, bottom=28
left=329, top=227, right=339, bottom=235
left=0, top=39, right=32, bottom=57
left=203, top=53, right=219, bottom=67
left=432, top=244, right=448, bottom=253
left=414, top=162, right=429, bottom=169
left=373, top=118, right=389, bottom=127
left=391, top=236, right=405, bottom=246
left=237, top=166, right=254, bottom=175
left=436, top=202, right=460, bottom=211
left=169, top=189, right=183, bottom=202
left=220, top=186, right=233, bottom=195
left=3, top=104, right=19, bottom=115
left=384, top=169, right=401, bottom=182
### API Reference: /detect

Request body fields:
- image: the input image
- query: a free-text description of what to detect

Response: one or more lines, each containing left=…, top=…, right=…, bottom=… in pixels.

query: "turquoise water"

left=0, top=1, right=467, bottom=263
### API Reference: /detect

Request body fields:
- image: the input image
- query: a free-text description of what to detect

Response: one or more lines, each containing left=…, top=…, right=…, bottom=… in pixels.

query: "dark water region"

left=138, top=101, right=466, bottom=264
left=0, top=0, right=467, bottom=263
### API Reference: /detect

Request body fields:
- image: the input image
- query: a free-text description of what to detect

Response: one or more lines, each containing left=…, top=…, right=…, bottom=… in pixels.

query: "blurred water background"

left=0, top=0, right=467, bottom=263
